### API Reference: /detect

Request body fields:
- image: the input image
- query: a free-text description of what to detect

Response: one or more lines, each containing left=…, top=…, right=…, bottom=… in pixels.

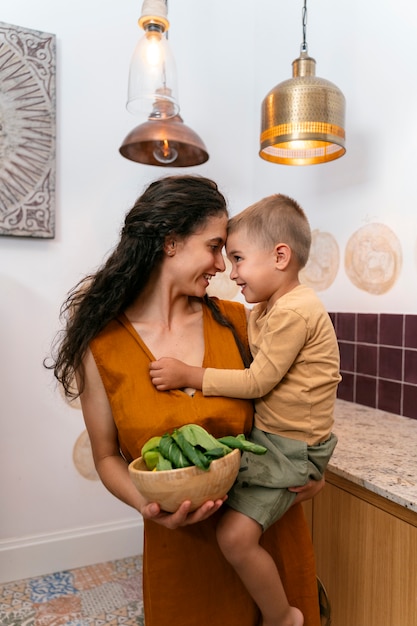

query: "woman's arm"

left=78, top=348, right=224, bottom=529
left=78, top=348, right=145, bottom=510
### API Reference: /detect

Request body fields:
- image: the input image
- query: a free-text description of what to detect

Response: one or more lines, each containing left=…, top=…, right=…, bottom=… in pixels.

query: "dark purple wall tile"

left=337, top=373, right=354, bottom=402
left=379, top=314, right=404, bottom=347
left=404, top=350, right=417, bottom=385
left=405, top=316, right=417, bottom=348
left=332, top=312, right=417, bottom=420
left=356, top=344, right=378, bottom=376
left=356, top=376, right=377, bottom=408
left=379, top=346, right=403, bottom=381
left=339, top=341, right=355, bottom=372
left=336, top=313, right=356, bottom=341
left=377, top=380, right=402, bottom=415
left=357, top=313, right=378, bottom=343
left=403, top=384, right=417, bottom=420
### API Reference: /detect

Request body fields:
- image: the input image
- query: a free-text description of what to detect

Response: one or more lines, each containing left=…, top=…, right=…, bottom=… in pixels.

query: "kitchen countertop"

left=330, top=399, right=417, bottom=513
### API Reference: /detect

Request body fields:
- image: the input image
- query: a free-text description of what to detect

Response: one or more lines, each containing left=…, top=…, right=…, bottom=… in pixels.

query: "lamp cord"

left=141, top=0, right=167, bottom=17
left=301, top=0, right=308, bottom=53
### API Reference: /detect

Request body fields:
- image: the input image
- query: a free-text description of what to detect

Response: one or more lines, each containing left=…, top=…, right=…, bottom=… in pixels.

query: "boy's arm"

left=203, top=309, right=307, bottom=398
left=150, top=310, right=306, bottom=396
left=149, top=358, right=204, bottom=391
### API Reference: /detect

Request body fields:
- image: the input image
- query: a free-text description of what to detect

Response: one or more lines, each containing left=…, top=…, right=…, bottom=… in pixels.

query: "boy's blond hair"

left=228, top=194, right=311, bottom=269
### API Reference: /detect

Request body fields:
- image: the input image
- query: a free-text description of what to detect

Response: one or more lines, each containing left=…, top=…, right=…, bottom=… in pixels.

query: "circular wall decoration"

left=344, top=223, right=402, bottom=295
left=0, top=21, right=56, bottom=238
left=299, top=229, right=340, bottom=292
left=73, top=430, right=100, bottom=481
left=206, top=255, right=239, bottom=300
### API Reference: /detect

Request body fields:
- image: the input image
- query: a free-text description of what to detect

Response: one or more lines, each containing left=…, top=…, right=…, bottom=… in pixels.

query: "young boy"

left=150, top=194, right=341, bottom=626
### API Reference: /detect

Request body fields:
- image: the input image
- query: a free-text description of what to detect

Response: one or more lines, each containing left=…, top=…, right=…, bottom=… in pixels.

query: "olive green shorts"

left=226, top=427, right=338, bottom=531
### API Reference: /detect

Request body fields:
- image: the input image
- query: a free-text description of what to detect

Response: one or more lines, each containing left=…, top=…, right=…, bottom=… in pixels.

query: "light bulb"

left=153, top=139, right=179, bottom=164
left=143, top=29, right=163, bottom=67
left=127, top=24, right=179, bottom=117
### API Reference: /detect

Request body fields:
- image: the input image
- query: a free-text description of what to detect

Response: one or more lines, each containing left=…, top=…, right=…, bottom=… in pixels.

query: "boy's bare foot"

left=262, top=605, right=304, bottom=626
left=288, top=606, right=304, bottom=626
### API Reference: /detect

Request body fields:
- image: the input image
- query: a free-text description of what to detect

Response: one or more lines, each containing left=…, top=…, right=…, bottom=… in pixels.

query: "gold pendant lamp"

left=259, top=0, right=346, bottom=165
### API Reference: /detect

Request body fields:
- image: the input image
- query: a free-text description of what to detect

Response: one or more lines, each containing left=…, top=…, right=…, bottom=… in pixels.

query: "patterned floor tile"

left=80, top=582, right=127, bottom=616
left=71, top=564, right=114, bottom=592
left=29, top=573, right=78, bottom=604
left=117, top=577, right=142, bottom=604
left=0, top=556, right=144, bottom=626
left=111, top=558, right=142, bottom=581
left=34, top=595, right=81, bottom=626
left=0, top=608, right=36, bottom=626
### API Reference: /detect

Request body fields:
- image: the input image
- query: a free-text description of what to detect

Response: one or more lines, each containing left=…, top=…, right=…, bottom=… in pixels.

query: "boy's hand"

left=149, top=357, right=186, bottom=390
left=149, top=357, right=204, bottom=391
left=289, top=477, right=325, bottom=504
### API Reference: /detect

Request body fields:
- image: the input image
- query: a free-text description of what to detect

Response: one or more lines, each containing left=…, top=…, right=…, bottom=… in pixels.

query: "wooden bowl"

left=128, top=448, right=240, bottom=513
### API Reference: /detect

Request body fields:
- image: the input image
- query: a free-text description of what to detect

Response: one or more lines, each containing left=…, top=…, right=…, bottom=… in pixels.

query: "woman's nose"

left=216, top=253, right=226, bottom=272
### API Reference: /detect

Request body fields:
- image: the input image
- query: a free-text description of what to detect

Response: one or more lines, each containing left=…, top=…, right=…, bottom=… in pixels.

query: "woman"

left=48, top=175, right=322, bottom=626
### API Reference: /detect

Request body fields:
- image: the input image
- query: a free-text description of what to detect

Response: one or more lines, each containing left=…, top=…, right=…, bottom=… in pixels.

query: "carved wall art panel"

left=0, top=21, right=56, bottom=238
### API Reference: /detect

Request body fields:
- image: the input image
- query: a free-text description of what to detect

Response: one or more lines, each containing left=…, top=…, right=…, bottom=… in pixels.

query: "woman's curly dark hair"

left=45, top=175, right=251, bottom=398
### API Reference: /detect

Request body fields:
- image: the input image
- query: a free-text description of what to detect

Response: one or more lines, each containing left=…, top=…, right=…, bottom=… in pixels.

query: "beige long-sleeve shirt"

left=202, top=284, right=341, bottom=445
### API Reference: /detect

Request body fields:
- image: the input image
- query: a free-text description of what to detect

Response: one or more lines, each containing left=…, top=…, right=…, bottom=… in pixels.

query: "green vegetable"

left=156, top=455, right=173, bottom=471
left=141, top=435, right=161, bottom=457
left=204, top=447, right=227, bottom=460
left=143, top=450, right=161, bottom=470
left=159, top=433, right=192, bottom=469
left=217, top=435, right=267, bottom=455
left=178, top=423, right=231, bottom=454
left=139, top=425, right=266, bottom=472
left=173, top=430, right=211, bottom=471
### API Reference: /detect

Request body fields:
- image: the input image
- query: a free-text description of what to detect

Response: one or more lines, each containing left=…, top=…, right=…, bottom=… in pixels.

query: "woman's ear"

left=164, top=238, right=177, bottom=257
left=275, top=243, right=291, bottom=269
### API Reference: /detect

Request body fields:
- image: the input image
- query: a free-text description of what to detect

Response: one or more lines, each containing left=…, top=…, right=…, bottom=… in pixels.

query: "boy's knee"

left=217, top=516, right=243, bottom=562
left=217, top=510, right=261, bottom=563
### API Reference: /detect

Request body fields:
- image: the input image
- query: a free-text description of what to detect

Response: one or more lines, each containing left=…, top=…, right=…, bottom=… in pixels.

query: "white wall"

left=1, top=0, right=416, bottom=582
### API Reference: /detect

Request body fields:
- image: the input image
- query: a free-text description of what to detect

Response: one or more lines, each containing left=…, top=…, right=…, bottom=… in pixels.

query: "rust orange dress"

left=90, top=298, right=321, bottom=626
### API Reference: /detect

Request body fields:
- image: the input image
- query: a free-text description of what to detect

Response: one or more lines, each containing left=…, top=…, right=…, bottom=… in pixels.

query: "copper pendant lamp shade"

left=259, top=1, right=346, bottom=165
left=119, top=114, right=209, bottom=167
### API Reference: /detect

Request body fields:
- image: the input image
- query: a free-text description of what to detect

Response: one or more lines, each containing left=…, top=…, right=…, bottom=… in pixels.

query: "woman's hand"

left=141, top=497, right=227, bottom=529
left=289, top=477, right=325, bottom=505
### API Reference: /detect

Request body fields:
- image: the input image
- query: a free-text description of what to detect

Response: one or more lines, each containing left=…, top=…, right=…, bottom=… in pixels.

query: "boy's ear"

left=275, top=243, right=292, bottom=269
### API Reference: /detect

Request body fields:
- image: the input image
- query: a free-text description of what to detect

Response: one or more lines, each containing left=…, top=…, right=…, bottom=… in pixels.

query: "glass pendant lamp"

left=121, top=1, right=209, bottom=166
left=126, top=0, right=179, bottom=118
